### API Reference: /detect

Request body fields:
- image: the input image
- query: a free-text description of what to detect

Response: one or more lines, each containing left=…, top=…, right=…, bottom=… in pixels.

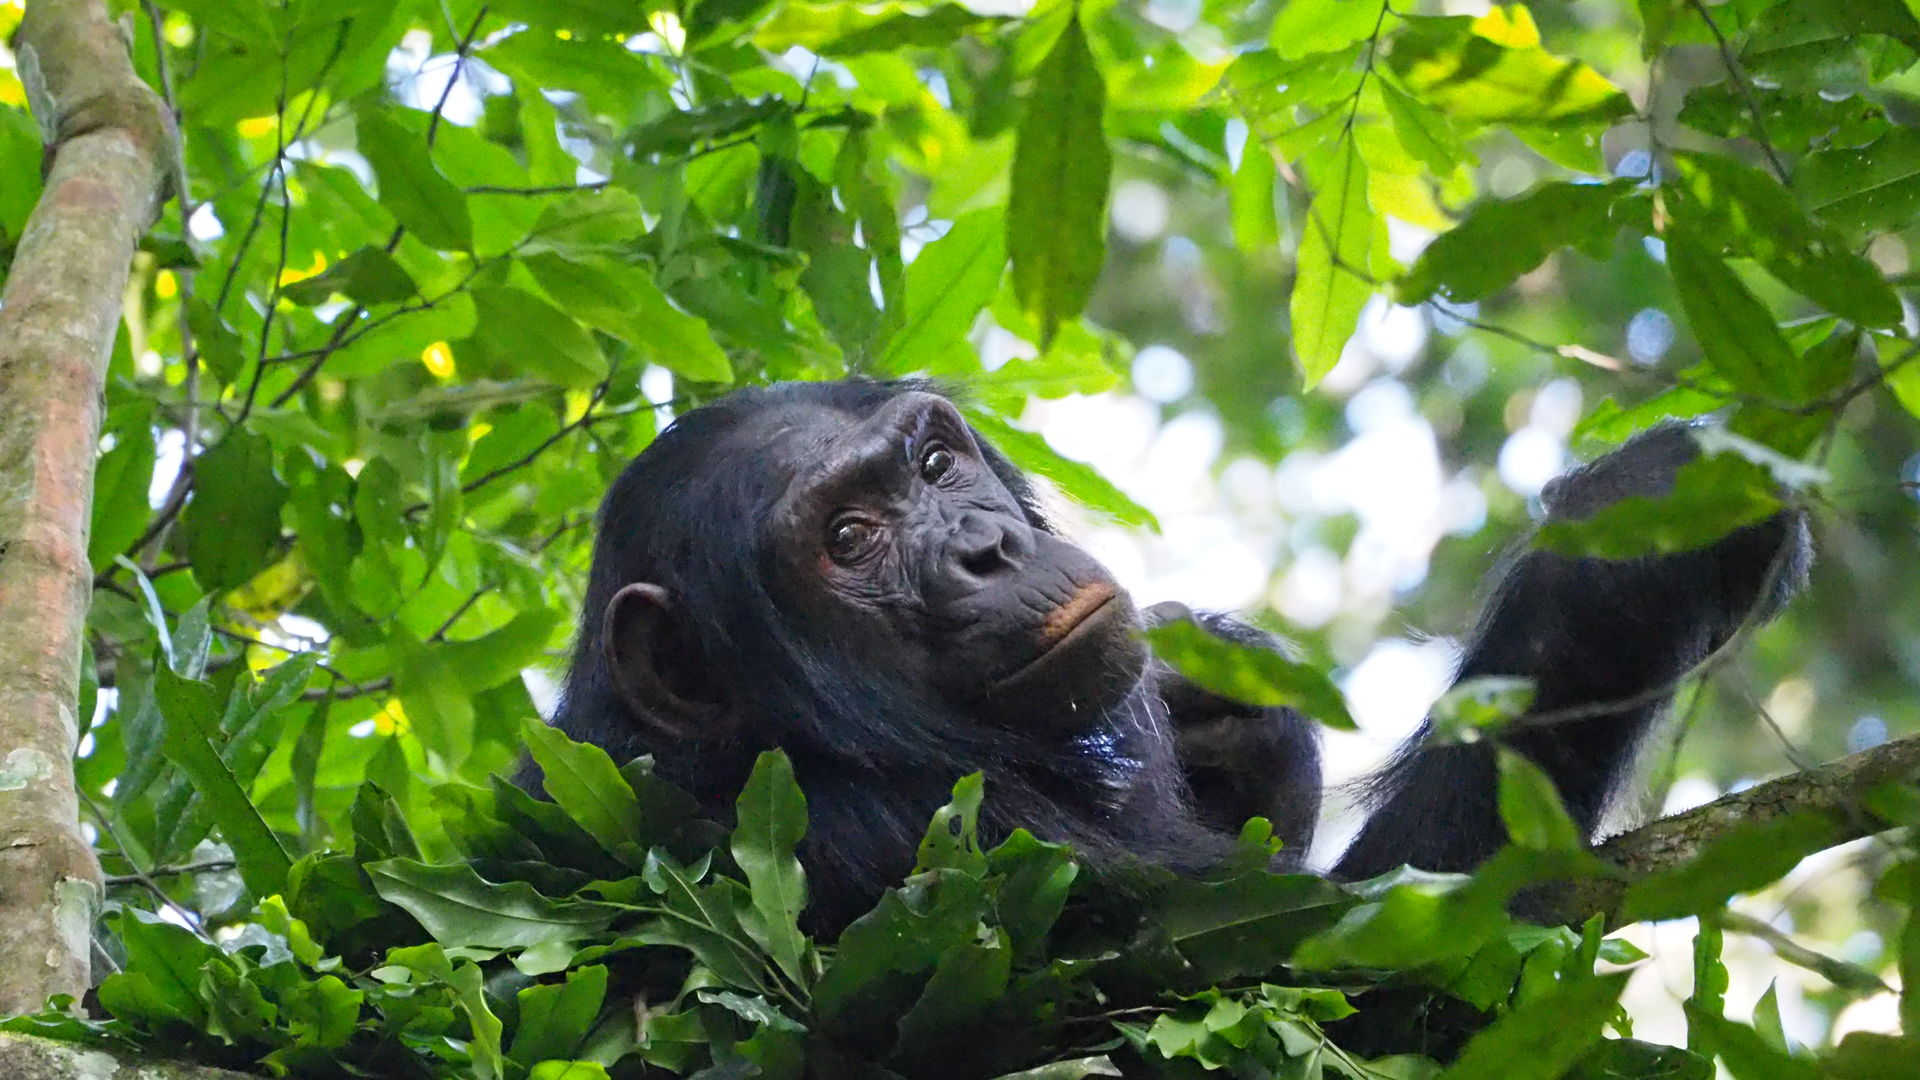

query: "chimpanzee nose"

left=951, top=512, right=1025, bottom=579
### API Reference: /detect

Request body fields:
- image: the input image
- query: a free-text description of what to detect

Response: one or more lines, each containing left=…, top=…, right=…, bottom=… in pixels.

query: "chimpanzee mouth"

left=988, top=581, right=1121, bottom=693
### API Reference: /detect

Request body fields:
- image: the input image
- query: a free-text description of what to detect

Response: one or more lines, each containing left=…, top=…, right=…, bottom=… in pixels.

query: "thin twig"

left=1720, top=909, right=1892, bottom=994
left=1686, top=0, right=1790, bottom=184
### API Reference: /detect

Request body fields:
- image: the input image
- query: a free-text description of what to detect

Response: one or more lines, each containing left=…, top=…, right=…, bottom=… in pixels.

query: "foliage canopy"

left=3, top=0, right=1920, bottom=1076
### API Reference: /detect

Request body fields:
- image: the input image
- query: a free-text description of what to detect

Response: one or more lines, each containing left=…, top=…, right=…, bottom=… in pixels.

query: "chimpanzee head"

left=559, top=379, right=1145, bottom=796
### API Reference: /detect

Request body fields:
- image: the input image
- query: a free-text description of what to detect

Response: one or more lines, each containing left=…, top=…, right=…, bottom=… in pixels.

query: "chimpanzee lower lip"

left=988, top=583, right=1119, bottom=693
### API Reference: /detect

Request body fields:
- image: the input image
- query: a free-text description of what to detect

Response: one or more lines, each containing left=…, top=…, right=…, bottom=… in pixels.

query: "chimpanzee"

left=531, top=378, right=1807, bottom=931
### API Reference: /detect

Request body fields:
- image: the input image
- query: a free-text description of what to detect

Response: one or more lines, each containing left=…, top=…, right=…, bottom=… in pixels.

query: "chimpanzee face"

left=755, top=390, right=1146, bottom=726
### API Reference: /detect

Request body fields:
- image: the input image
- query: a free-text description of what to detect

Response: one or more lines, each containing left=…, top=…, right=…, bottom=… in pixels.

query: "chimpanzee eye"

left=920, top=446, right=955, bottom=483
left=826, top=516, right=878, bottom=564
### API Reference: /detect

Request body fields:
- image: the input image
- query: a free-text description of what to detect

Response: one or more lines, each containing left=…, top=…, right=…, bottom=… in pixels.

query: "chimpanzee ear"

left=603, top=583, right=729, bottom=738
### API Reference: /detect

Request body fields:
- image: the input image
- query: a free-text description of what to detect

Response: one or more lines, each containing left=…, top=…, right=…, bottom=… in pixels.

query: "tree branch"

left=0, top=0, right=171, bottom=1014
left=1551, top=734, right=1920, bottom=925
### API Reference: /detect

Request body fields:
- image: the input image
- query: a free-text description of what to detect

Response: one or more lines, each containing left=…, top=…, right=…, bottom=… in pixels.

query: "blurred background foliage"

left=4, top=0, right=1920, bottom=1073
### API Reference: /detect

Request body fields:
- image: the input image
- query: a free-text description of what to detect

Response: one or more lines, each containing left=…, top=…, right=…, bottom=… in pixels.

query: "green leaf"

left=153, top=665, right=293, bottom=898
left=1570, top=1040, right=1712, bottom=1080
left=964, top=411, right=1157, bottom=530
left=522, top=719, right=648, bottom=856
left=88, top=406, right=156, bottom=572
left=629, top=98, right=793, bottom=158
left=1825, top=1033, right=1920, bottom=1080
left=447, top=958, right=508, bottom=1080
left=281, top=246, right=419, bottom=306
left=1668, top=153, right=1900, bottom=330
left=894, top=935, right=1014, bottom=1068
left=356, top=107, right=473, bottom=252
left=529, top=1063, right=613, bottom=1080
left=1686, top=1006, right=1824, bottom=1080
left=985, top=829, right=1077, bottom=959
left=1155, top=871, right=1356, bottom=981
left=1388, top=16, right=1635, bottom=126
left=366, top=859, right=622, bottom=949
left=1496, top=748, right=1583, bottom=851
left=1291, top=141, right=1383, bottom=387
left=510, top=965, right=609, bottom=1068
left=488, top=0, right=647, bottom=36
left=878, top=209, right=1006, bottom=373
left=1440, top=974, right=1631, bottom=1080
left=1618, top=813, right=1843, bottom=924
left=756, top=2, right=1003, bottom=56
left=462, top=286, right=610, bottom=389
left=97, top=910, right=223, bottom=1027
left=1270, top=0, right=1385, bottom=58
left=525, top=188, right=649, bottom=255
left=1008, top=14, right=1110, bottom=349
left=1399, top=182, right=1627, bottom=303
left=1430, top=675, right=1537, bottom=740
left=1145, top=617, right=1354, bottom=729
left=1800, top=127, right=1920, bottom=235
left=1743, top=0, right=1920, bottom=72
left=917, top=772, right=988, bottom=875
left=1230, top=143, right=1281, bottom=253
left=1535, top=452, right=1783, bottom=560
left=990, top=1058, right=1122, bottom=1079
left=528, top=252, right=733, bottom=384
left=731, top=751, right=810, bottom=989
left=183, top=431, right=287, bottom=594
left=637, top=851, right=771, bottom=992
left=1754, top=979, right=1789, bottom=1054
left=1664, top=230, right=1803, bottom=402
left=813, top=870, right=989, bottom=1027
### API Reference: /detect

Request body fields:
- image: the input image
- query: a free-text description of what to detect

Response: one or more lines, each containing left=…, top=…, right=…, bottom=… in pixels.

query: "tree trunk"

left=0, top=0, right=170, bottom=1015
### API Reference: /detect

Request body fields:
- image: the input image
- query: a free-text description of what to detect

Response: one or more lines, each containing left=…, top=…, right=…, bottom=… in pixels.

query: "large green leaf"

left=355, top=108, right=473, bottom=252
left=1535, top=452, right=1783, bottom=559
left=1664, top=230, right=1803, bottom=402
left=877, top=209, right=1006, bottom=373
left=88, top=404, right=157, bottom=573
left=756, top=2, right=1004, bottom=55
left=1440, top=974, right=1632, bottom=1080
left=1388, top=16, right=1635, bottom=126
left=508, top=965, right=609, bottom=1068
left=1145, top=617, right=1355, bottom=729
left=462, top=286, right=609, bottom=389
left=1269, top=0, right=1385, bottom=58
left=1291, top=141, right=1382, bottom=387
left=183, top=431, right=288, bottom=594
left=522, top=719, right=649, bottom=858
left=1008, top=15, right=1111, bottom=349
left=965, top=411, right=1157, bottom=529
left=366, top=859, right=623, bottom=949
left=153, top=666, right=293, bottom=899
left=1399, top=181, right=1627, bottom=303
left=1669, top=153, right=1900, bottom=330
left=730, top=751, right=810, bottom=989
left=1800, top=127, right=1920, bottom=235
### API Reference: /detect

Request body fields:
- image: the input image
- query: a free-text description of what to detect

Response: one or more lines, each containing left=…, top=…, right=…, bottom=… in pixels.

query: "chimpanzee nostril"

left=953, top=513, right=1021, bottom=578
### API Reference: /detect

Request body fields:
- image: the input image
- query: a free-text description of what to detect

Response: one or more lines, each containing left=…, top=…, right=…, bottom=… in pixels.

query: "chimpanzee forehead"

left=721, top=400, right=873, bottom=478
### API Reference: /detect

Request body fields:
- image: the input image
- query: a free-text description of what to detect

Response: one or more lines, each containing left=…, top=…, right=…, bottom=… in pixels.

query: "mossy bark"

left=0, top=0, right=171, bottom=1015
left=0, top=1033, right=255, bottom=1080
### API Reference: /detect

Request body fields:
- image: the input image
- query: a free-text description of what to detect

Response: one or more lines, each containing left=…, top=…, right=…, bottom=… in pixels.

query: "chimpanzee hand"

left=1537, top=422, right=1810, bottom=642
left=1142, top=601, right=1322, bottom=852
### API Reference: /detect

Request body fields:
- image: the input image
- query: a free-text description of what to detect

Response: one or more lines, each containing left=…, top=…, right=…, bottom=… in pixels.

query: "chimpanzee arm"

left=1335, top=425, right=1810, bottom=881
left=1144, top=603, right=1324, bottom=861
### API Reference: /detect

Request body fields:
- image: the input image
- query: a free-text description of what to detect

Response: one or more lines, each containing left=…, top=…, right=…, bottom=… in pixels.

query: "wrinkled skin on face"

left=758, top=391, right=1146, bottom=727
